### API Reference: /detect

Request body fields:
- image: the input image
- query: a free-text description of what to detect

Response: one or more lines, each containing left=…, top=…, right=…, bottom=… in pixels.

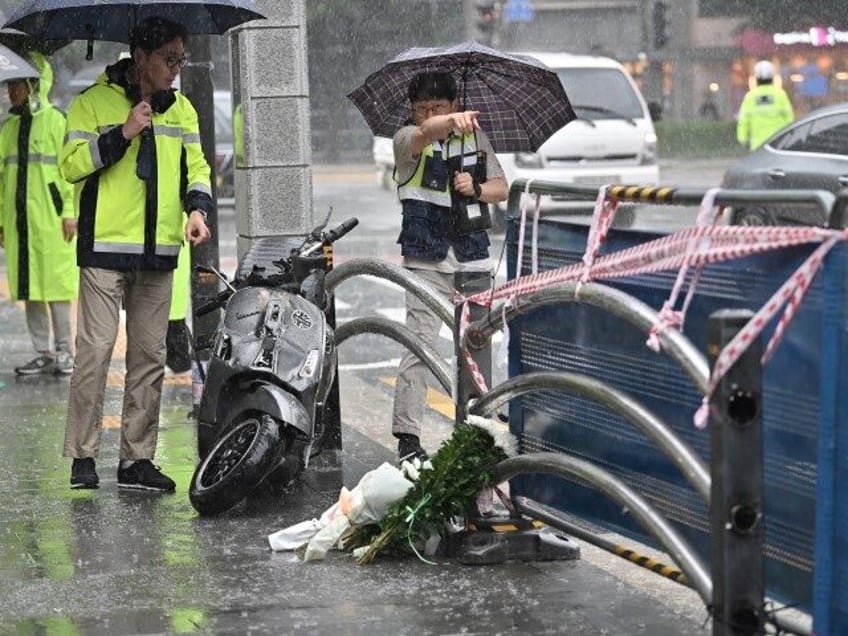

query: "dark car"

left=721, top=102, right=848, bottom=226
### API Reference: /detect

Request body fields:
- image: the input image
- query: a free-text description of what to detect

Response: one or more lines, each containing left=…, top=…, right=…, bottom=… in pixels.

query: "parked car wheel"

left=731, top=206, right=777, bottom=226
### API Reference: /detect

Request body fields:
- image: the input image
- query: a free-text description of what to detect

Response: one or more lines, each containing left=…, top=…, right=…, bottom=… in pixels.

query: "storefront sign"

left=773, top=26, right=848, bottom=47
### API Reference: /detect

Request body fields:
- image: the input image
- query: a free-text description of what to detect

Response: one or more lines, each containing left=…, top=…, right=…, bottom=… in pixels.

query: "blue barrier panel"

left=505, top=217, right=847, bottom=628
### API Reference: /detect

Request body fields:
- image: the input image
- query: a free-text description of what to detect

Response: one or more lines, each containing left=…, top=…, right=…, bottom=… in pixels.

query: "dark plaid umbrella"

left=347, top=41, right=575, bottom=153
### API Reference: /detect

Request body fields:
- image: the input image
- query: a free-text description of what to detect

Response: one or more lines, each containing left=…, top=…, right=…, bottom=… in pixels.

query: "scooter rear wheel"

left=189, top=413, right=281, bottom=515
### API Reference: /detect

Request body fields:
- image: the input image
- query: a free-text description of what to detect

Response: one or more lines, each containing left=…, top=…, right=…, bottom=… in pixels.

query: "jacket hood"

left=27, top=51, right=53, bottom=106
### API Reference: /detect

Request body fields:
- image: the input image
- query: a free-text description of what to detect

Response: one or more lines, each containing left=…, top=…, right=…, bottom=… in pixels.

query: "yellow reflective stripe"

left=4, top=154, right=59, bottom=165
left=67, top=130, right=99, bottom=142
left=66, top=128, right=105, bottom=170
left=92, top=242, right=181, bottom=256
left=155, top=124, right=184, bottom=139
left=93, top=242, right=144, bottom=254
left=156, top=244, right=181, bottom=256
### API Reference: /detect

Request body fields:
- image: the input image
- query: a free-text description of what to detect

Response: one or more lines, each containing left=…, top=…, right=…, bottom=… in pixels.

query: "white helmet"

left=754, top=60, right=775, bottom=81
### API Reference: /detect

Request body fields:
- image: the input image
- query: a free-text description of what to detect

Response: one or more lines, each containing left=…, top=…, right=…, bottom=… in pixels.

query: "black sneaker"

left=117, top=460, right=176, bottom=492
left=397, top=434, right=428, bottom=462
left=15, top=354, right=55, bottom=375
left=70, top=458, right=99, bottom=489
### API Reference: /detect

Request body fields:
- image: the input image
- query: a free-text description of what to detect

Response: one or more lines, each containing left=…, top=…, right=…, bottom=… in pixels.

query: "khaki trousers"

left=63, top=267, right=173, bottom=460
left=391, top=268, right=455, bottom=438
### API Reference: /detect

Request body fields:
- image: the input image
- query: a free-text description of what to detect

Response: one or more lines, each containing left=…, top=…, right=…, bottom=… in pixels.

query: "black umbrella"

left=0, top=27, right=71, bottom=55
left=347, top=41, right=576, bottom=154
left=2, top=0, right=265, bottom=57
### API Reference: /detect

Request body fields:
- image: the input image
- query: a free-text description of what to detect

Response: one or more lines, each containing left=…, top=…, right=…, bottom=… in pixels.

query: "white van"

left=497, top=52, right=659, bottom=210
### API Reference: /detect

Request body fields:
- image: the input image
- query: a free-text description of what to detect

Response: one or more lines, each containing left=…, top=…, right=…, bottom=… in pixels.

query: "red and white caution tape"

left=457, top=185, right=848, bottom=426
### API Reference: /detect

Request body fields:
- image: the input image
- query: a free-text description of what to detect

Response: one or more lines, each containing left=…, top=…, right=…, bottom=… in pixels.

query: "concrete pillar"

left=230, top=0, right=312, bottom=258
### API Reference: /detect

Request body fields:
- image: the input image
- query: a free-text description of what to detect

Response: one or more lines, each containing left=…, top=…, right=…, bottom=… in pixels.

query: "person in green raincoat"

left=0, top=51, right=77, bottom=375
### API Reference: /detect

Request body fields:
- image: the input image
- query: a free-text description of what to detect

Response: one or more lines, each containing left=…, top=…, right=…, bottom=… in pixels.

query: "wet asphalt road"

left=0, top=164, right=719, bottom=635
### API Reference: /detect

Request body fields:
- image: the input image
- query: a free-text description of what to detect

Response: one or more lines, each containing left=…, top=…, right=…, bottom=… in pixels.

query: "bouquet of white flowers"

left=341, top=416, right=517, bottom=564
left=267, top=416, right=516, bottom=564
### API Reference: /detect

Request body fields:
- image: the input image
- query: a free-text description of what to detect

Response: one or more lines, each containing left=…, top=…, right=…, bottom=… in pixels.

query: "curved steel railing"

left=470, top=371, right=710, bottom=502
left=334, top=315, right=452, bottom=395
left=326, top=257, right=455, bottom=329
left=463, top=281, right=710, bottom=394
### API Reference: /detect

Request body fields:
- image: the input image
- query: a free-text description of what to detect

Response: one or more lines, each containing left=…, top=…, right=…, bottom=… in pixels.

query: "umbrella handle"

left=86, top=39, right=93, bottom=61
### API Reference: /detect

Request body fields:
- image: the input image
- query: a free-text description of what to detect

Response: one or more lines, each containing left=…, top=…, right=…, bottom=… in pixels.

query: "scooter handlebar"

left=195, top=288, right=234, bottom=316
left=322, top=217, right=359, bottom=244
left=299, top=217, right=359, bottom=256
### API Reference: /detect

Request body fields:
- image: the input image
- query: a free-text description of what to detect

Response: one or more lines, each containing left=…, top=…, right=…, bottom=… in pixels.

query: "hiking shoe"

left=54, top=351, right=74, bottom=375
left=397, top=434, right=428, bottom=462
left=117, top=460, right=176, bottom=492
left=15, top=354, right=55, bottom=375
left=70, top=458, right=99, bottom=489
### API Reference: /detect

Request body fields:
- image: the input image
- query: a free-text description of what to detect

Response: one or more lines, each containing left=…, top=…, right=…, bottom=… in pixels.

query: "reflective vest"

left=61, top=60, right=213, bottom=271
left=396, top=133, right=489, bottom=262
left=736, top=84, right=795, bottom=150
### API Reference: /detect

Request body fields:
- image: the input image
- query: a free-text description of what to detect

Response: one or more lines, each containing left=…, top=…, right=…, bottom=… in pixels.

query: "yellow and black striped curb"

left=608, top=184, right=677, bottom=203
left=612, top=545, right=688, bottom=585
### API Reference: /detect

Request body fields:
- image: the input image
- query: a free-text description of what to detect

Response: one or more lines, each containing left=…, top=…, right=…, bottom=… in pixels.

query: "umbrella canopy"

left=2, top=0, right=265, bottom=44
left=347, top=41, right=576, bottom=154
left=0, top=27, right=71, bottom=54
left=0, top=43, right=40, bottom=82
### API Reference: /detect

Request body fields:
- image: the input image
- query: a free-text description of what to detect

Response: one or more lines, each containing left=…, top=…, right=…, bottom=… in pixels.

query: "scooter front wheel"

left=189, top=413, right=281, bottom=515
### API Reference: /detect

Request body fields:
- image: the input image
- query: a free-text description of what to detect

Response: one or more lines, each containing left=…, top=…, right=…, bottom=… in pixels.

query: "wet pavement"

left=0, top=252, right=712, bottom=635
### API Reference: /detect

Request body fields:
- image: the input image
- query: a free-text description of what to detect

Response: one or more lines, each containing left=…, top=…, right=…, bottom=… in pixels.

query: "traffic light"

left=476, top=1, right=496, bottom=45
left=653, top=1, right=669, bottom=50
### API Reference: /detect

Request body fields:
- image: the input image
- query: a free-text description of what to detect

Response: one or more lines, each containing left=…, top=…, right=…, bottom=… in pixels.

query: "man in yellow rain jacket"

left=736, top=60, right=795, bottom=151
left=0, top=51, right=77, bottom=375
left=61, top=16, right=212, bottom=492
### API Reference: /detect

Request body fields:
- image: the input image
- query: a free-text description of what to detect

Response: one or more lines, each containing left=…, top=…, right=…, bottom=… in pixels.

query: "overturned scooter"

left=189, top=217, right=358, bottom=516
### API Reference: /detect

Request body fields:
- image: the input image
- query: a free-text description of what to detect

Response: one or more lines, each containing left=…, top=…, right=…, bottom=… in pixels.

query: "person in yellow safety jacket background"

left=61, top=16, right=212, bottom=493
left=0, top=51, right=77, bottom=376
left=736, top=60, right=795, bottom=151
left=165, top=224, right=192, bottom=375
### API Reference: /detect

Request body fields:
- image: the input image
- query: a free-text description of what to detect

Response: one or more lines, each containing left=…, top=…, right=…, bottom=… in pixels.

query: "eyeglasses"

left=154, top=50, right=188, bottom=69
left=413, top=101, right=451, bottom=117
